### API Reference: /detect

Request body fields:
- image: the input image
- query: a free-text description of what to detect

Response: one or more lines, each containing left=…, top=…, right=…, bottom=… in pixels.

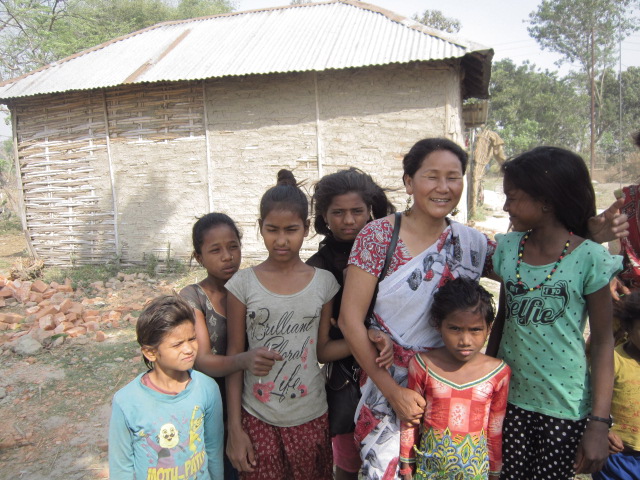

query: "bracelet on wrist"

left=586, top=414, right=613, bottom=428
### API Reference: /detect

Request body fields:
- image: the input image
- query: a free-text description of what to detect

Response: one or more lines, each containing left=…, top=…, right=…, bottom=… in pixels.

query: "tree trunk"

left=590, top=27, right=596, bottom=174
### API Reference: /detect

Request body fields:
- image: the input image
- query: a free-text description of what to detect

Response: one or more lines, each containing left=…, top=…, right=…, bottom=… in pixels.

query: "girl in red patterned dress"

left=399, top=277, right=511, bottom=480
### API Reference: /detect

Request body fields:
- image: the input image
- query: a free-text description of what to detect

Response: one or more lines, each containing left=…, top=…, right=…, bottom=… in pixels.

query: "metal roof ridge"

left=0, top=0, right=493, bottom=98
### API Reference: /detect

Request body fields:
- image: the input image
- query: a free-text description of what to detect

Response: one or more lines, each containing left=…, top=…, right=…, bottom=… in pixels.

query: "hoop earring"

left=326, top=223, right=331, bottom=231
left=451, top=207, right=460, bottom=216
left=404, top=196, right=412, bottom=216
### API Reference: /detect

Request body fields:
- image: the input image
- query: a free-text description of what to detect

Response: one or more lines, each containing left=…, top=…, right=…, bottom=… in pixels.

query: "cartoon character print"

left=139, top=405, right=207, bottom=477
left=505, top=279, right=569, bottom=326
left=141, top=422, right=185, bottom=468
left=188, top=406, right=204, bottom=453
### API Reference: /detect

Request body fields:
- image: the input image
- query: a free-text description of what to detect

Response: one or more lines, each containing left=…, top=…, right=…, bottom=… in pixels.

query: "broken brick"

left=30, top=279, right=48, bottom=294
left=66, top=326, right=87, bottom=337
left=38, top=315, right=56, bottom=331
left=35, top=305, right=58, bottom=320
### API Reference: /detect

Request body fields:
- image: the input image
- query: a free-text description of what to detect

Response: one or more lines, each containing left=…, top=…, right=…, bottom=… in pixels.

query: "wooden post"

left=11, top=107, right=38, bottom=259
left=102, top=90, right=120, bottom=257
left=314, top=71, right=324, bottom=179
left=203, top=80, right=214, bottom=212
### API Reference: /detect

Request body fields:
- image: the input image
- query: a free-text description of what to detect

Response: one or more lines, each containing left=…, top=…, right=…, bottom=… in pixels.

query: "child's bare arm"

left=317, top=299, right=351, bottom=363
left=225, top=293, right=256, bottom=473
left=485, top=284, right=506, bottom=357
left=193, top=308, right=282, bottom=377
left=574, top=286, right=614, bottom=474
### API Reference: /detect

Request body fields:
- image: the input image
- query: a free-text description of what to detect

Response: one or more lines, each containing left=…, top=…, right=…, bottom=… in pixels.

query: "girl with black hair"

left=109, top=295, right=223, bottom=479
left=340, top=138, right=497, bottom=478
left=225, top=170, right=340, bottom=479
left=488, top=146, right=622, bottom=479
left=399, top=277, right=511, bottom=480
left=307, top=167, right=395, bottom=480
left=180, top=213, right=283, bottom=480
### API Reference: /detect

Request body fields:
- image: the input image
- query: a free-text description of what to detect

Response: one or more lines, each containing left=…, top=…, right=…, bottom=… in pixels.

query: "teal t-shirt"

left=108, top=370, right=224, bottom=480
left=494, top=232, right=622, bottom=420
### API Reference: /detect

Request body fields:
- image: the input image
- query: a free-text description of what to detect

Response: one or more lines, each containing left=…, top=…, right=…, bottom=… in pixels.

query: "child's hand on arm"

left=368, top=328, right=394, bottom=369
left=607, top=431, right=624, bottom=454
left=610, top=276, right=630, bottom=302
left=241, top=347, right=283, bottom=376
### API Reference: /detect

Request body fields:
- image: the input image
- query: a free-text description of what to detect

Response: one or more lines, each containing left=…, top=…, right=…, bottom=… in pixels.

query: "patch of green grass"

left=0, top=215, right=21, bottom=233
left=172, top=265, right=206, bottom=291
left=43, top=264, right=120, bottom=290
left=44, top=327, right=145, bottom=417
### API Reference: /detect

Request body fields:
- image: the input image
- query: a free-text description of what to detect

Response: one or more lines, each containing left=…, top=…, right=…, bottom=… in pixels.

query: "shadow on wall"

left=115, top=156, right=182, bottom=265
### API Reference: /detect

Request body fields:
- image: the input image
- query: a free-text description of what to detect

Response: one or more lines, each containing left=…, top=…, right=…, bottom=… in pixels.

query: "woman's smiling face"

left=404, top=150, right=464, bottom=219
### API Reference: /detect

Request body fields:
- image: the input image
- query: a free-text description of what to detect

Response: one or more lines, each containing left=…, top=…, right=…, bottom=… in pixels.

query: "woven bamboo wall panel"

left=14, top=91, right=117, bottom=266
left=106, top=82, right=204, bottom=142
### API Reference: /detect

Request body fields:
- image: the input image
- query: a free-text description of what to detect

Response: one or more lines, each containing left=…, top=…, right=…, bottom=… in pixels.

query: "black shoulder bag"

left=325, top=212, right=402, bottom=436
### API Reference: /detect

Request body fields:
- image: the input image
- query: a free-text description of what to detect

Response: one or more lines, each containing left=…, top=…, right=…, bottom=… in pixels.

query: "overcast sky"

left=239, top=0, right=640, bottom=73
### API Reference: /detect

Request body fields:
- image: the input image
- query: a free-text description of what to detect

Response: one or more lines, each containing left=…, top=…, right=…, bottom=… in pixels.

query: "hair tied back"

left=277, top=169, right=298, bottom=187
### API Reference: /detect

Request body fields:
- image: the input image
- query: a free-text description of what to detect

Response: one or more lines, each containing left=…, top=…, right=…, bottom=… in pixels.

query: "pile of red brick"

left=0, top=273, right=172, bottom=351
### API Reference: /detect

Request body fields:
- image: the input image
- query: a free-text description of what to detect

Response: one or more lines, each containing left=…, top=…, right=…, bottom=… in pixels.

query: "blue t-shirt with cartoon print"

left=494, top=232, right=622, bottom=420
left=108, top=369, right=223, bottom=479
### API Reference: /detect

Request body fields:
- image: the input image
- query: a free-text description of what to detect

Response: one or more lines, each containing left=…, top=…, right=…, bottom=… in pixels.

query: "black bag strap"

left=365, top=212, right=402, bottom=325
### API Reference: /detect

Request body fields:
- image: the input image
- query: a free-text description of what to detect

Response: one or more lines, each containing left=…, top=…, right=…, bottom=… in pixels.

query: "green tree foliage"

left=487, top=59, right=587, bottom=156
left=0, top=0, right=234, bottom=80
left=599, top=66, right=640, bottom=160
left=528, top=0, right=639, bottom=170
left=412, top=9, right=461, bottom=34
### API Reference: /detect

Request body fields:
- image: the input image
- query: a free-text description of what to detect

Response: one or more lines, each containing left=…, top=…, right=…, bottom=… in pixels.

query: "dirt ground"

left=0, top=232, right=178, bottom=480
left=1, top=182, right=616, bottom=479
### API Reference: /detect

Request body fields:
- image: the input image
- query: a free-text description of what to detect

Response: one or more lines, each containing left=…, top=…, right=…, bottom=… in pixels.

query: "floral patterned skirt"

left=414, top=427, right=489, bottom=480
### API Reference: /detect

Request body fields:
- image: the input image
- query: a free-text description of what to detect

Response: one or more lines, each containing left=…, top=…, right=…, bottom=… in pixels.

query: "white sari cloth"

left=348, top=218, right=492, bottom=479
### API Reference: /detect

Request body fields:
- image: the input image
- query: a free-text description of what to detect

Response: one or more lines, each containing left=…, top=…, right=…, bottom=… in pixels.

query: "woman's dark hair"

left=311, top=167, right=396, bottom=236
left=634, top=130, right=640, bottom=148
left=402, top=138, right=468, bottom=183
left=137, top=295, right=195, bottom=370
left=614, top=290, right=640, bottom=333
left=259, top=169, right=308, bottom=221
left=192, top=212, right=242, bottom=257
left=430, top=277, right=495, bottom=328
left=501, top=146, right=595, bottom=237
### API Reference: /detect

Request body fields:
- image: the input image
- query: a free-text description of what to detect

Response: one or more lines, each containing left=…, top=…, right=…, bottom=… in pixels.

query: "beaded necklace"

left=515, top=230, right=573, bottom=292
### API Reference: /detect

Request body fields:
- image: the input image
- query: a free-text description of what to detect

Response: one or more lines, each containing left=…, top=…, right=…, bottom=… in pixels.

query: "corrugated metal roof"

left=0, top=0, right=493, bottom=100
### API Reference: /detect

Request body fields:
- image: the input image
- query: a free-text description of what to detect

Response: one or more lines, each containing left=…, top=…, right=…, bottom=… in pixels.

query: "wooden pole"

left=11, top=106, right=38, bottom=259
left=102, top=89, right=120, bottom=257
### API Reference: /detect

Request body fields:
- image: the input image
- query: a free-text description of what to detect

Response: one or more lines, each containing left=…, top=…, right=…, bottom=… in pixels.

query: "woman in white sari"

left=340, top=138, right=496, bottom=479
